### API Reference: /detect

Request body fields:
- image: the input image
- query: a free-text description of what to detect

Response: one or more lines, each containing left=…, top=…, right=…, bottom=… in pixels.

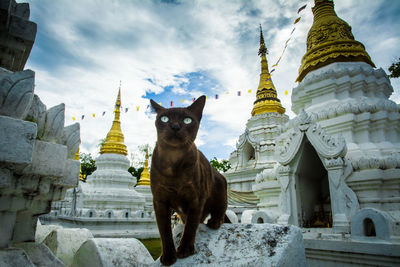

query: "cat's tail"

left=224, top=214, right=231, bottom=223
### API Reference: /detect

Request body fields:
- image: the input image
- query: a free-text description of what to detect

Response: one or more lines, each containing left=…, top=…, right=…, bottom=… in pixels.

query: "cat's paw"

left=160, top=253, right=177, bottom=266
left=206, top=219, right=222, bottom=229
left=176, top=244, right=195, bottom=258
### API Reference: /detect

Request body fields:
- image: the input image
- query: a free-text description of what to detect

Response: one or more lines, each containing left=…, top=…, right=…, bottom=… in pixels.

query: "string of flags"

left=269, top=3, right=307, bottom=73
left=71, top=3, right=308, bottom=122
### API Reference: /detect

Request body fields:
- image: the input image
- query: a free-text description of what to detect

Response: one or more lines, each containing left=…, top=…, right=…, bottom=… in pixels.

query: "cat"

left=150, top=96, right=228, bottom=266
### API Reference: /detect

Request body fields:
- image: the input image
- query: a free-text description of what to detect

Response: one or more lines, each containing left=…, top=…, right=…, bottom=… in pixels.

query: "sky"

left=24, top=0, right=400, bottom=164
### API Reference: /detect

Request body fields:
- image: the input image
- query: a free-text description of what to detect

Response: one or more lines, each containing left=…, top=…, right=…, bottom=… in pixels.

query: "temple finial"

left=251, top=25, right=285, bottom=116
left=100, top=85, right=128, bottom=155
left=258, top=24, right=268, bottom=56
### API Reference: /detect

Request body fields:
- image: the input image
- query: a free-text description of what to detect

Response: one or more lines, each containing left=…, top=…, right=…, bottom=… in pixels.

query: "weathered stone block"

left=0, top=211, right=16, bottom=248
left=0, top=247, right=35, bottom=267
left=55, top=159, right=80, bottom=188
left=23, top=140, right=67, bottom=179
left=43, top=228, right=93, bottom=266
left=71, top=238, right=154, bottom=267
left=0, top=115, right=36, bottom=165
left=12, top=212, right=39, bottom=243
left=13, top=242, right=65, bottom=267
left=0, top=168, right=11, bottom=188
left=154, top=223, right=306, bottom=267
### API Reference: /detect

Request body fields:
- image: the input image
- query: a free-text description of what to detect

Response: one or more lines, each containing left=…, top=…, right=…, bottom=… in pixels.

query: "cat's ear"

left=150, top=99, right=165, bottom=114
left=188, top=95, right=206, bottom=121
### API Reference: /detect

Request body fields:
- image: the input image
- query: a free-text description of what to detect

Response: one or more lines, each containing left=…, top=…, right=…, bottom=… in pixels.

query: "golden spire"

left=137, top=148, right=150, bottom=186
left=296, top=0, right=375, bottom=82
left=251, top=25, right=285, bottom=116
left=99, top=84, right=128, bottom=155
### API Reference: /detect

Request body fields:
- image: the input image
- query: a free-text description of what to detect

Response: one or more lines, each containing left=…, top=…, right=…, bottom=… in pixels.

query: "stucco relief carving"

left=275, top=110, right=360, bottom=231
left=276, top=110, right=347, bottom=165
left=0, top=70, right=35, bottom=119
left=236, top=128, right=258, bottom=149
left=352, top=154, right=400, bottom=170
left=255, top=167, right=277, bottom=184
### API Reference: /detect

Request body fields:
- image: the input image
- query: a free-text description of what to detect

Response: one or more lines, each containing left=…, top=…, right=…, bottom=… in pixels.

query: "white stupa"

left=42, top=87, right=158, bottom=238
left=225, top=26, right=289, bottom=220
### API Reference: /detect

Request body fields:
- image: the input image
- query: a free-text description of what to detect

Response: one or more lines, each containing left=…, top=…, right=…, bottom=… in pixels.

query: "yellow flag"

left=248, top=89, right=252, bottom=93
left=284, top=90, right=289, bottom=95
left=226, top=91, right=230, bottom=94
left=92, top=113, right=95, bottom=118
left=158, top=102, right=162, bottom=106
left=180, top=99, right=185, bottom=102
left=72, top=117, right=76, bottom=121
left=136, top=106, right=140, bottom=111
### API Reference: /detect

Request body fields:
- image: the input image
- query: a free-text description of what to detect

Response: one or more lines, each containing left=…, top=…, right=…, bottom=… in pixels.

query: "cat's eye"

left=183, top=117, right=192, bottom=124
left=160, top=116, right=169, bottom=123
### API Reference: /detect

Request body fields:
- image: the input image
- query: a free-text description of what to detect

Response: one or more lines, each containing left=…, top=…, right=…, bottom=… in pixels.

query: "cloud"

left=25, top=0, right=400, bottom=161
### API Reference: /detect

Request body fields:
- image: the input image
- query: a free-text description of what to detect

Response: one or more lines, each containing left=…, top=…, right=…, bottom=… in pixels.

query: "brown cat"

left=150, top=96, right=228, bottom=266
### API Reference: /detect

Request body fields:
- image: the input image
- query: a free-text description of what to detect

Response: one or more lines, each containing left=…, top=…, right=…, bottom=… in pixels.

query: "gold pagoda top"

left=296, top=0, right=375, bottom=82
left=100, top=86, right=128, bottom=155
left=137, top=149, right=150, bottom=186
left=251, top=25, right=285, bottom=116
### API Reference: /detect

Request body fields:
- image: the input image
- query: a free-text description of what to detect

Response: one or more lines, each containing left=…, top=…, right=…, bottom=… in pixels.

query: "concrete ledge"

left=0, top=248, right=35, bottom=267
left=305, top=238, right=400, bottom=267
left=72, top=238, right=154, bottom=267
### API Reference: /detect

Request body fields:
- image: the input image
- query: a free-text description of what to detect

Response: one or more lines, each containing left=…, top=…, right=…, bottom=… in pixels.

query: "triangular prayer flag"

left=192, top=98, right=196, bottom=102
left=158, top=102, right=162, bottom=106
left=125, top=107, right=128, bottom=113
left=180, top=99, right=185, bottom=102
left=102, top=111, right=106, bottom=116
left=297, top=4, right=307, bottom=13
left=270, top=69, right=275, bottom=73
left=170, top=101, right=173, bottom=107
left=72, top=117, right=76, bottom=121
left=294, top=17, right=301, bottom=24
left=291, top=28, right=296, bottom=35
left=226, top=91, right=229, bottom=94
left=248, top=89, right=252, bottom=93
left=81, top=115, right=85, bottom=120
left=237, top=91, right=241, bottom=96
left=92, top=113, right=95, bottom=118
left=272, top=63, right=278, bottom=68
left=215, top=94, right=219, bottom=99
left=136, top=106, right=140, bottom=111
left=284, top=90, right=289, bottom=95
left=146, top=105, right=150, bottom=109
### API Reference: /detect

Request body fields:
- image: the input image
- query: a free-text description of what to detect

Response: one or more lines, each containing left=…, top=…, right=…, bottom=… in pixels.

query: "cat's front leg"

left=154, top=200, right=176, bottom=266
left=177, top=208, right=201, bottom=258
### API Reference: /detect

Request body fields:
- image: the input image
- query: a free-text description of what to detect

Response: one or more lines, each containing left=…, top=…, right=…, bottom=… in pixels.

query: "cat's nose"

left=170, top=122, right=180, bottom=131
